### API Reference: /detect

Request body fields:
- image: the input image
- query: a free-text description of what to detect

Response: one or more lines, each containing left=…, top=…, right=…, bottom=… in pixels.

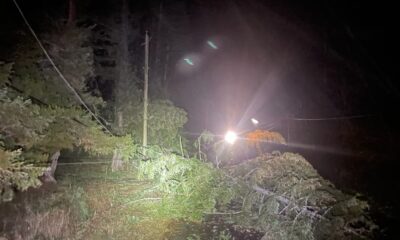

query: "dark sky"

left=166, top=0, right=399, bottom=137
left=1, top=0, right=399, bottom=141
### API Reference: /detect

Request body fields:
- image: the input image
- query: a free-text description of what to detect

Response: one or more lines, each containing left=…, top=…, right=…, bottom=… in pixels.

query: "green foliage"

left=195, top=130, right=215, bottom=146
left=0, top=91, right=49, bottom=197
left=0, top=85, right=137, bottom=201
left=0, top=89, right=134, bottom=202
left=79, top=126, right=136, bottom=159
left=42, top=25, right=103, bottom=107
left=0, top=89, right=51, bottom=148
left=194, top=130, right=215, bottom=161
left=10, top=41, right=58, bottom=103
left=116, top=100, right=188, bottom=151
left=136, top=146, right=234, bottom=220
left=186, top=234, right=201, bottom=240
left=11, top=25, right=102, bottom=108
left=224, top=152, right=376, bottom=240
left=0, top=147, right=44, bottom=202
left=217, top=230, right=233, bottom=240
left=0, top=21, right=144, bottom=204
left=68, top=186, right=91, bottom=221
left=1, top=87, right=123, bottom=155
left=131, top=146, right=375, bottom=240
left=144, top=101, right=187, bottom=150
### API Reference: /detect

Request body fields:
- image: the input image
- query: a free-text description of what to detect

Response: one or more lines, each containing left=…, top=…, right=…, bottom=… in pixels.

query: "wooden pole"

left=143, top=31, right=149, bottom=155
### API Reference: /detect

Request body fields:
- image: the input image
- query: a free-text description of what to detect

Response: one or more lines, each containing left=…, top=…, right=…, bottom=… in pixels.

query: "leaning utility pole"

left=143, top=31, right=149, bottom=155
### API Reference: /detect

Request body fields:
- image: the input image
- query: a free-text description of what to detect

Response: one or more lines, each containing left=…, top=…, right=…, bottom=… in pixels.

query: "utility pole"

left=143, top=31, right=149, bottom=155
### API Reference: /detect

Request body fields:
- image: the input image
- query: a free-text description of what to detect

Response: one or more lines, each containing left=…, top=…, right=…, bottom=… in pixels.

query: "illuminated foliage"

left=0, top=86, right=133, bottom=202
left=245, top=129, right=286, bottom=145
left=225, top=152, right=376, bottom=239
left=115, top=99, right=188, bottom=151
left=136, top=146, right=234, bottom=220
left=0, top=24, right=135, bottom=202
left=11, top=26, right=102, bottom=108
left=245, top=129, right=286, bottom=154
left=0, top=147, right=44, bottom=202
left=130, top=145, right=376, bottom=239
left=194, top=130, right=215, bottom=161
left=41, top=25, right=104, bottom=108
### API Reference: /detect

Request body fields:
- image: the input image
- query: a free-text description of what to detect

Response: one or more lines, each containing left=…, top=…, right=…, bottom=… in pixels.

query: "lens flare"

left=183, top=58, right=194, bottom=66
left=207, top=40, right=218, bottom=49
left=251, top=118, right=259, bottom=125
left=224, top=130, right=238, bottom=144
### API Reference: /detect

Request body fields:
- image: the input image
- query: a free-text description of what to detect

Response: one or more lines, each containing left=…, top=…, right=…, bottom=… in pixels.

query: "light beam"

left=224, top=130, right=238, bottom=144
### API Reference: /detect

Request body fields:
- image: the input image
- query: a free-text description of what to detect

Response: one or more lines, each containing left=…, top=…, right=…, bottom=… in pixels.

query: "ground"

left=0, top=159, right=263, bottom=240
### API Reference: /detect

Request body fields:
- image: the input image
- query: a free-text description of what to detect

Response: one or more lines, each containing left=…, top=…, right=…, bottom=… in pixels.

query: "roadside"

left=1, top=158, right=262, bottom=240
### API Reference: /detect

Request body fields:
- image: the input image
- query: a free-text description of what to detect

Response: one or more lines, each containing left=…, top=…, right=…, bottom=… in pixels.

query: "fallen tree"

left=129, top=144, right=377, bottom=239
left=221, top=152, right=377, bottom=240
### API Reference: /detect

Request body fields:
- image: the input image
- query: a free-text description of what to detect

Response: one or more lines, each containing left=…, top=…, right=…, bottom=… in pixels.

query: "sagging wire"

left=12, top=0, right=113, bottom=135
left=289, top=114, right=372, bottom=121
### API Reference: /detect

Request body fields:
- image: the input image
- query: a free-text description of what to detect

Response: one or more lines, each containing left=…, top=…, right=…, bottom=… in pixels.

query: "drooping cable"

left=289, top=114, right=371, bottom=121
left=12, top=0, right=113, bottom=135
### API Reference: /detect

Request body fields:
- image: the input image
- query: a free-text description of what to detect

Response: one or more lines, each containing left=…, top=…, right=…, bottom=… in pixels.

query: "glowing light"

left=224, top=130, right=238, bottom=144
left=183, top=58, right=194, bottom=65
left=251, top=118, right=259, bottom=125
left=207, top=40, right=218, bottom=49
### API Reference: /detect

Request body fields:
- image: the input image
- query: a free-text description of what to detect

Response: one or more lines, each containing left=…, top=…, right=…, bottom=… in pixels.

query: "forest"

left=0, top=0, right=398, bottom=239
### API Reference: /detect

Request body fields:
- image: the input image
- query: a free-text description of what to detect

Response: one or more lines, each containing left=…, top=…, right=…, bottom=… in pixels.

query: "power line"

left=12, top=0, right=113, bottom=135
left=289, top=114, right=372, bottom=121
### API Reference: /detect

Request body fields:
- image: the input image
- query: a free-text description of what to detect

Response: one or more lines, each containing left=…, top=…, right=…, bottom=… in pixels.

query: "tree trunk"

left=67, top=0, right=76, bottom=27
left=143, top=31, right=149, bottom=155
left=115, top=0, right=130, bottom=135
left=42, top=150, right=60, bottom=182
left=111, top=111, right=125, bottom=171
left=111, top=149, right=123, bottom=172
left=117, top=110, right=123, bottom=134
left=162, top=44, right=170, bottom=97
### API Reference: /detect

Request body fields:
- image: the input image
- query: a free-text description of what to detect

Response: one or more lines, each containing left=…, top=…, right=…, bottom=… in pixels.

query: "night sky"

left=1, top=0, right=399, bottom=219
left=1, top=1, right=398, bottom=131
left=168, top=1, right=399, bottom=134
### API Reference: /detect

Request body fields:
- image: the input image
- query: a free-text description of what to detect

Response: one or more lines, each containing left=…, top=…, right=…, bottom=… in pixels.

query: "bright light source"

left=224, top=130, right=238, bottom=144
left=251, top=118, right=259, bottom=125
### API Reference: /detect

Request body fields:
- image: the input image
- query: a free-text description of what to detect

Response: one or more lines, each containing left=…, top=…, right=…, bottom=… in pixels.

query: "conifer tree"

left=91, top=0, right=188, bottom=151
left=0, top=3, right=135, bottom=201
